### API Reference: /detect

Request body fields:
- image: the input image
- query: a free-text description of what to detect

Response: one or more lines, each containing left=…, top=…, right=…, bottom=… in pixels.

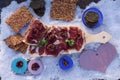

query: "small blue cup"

left=11, top=58, right=28, bottom=74
left=82, top=7, right=103, bottom=28
left=59, top=55, right=73, bottom=70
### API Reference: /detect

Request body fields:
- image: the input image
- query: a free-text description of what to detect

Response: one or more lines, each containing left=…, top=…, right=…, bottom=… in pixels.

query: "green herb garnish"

left=38, top=40, right=48, bottom=47
left=65, top=39, right=75, bottom=47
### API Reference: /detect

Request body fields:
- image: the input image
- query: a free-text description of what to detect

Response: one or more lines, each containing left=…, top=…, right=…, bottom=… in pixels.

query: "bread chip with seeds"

left=6, top=6, right=34, bottom=32
left=4, top=34, right=28, bottom=53
left=50, top=1, right=76, bottom=21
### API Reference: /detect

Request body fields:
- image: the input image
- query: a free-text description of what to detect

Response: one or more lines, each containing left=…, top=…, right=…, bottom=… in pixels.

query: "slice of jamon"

left=45, top=31, right=57, bottom=43
left=45, top=43, right=67, bottom=56
left=68, top=27, right=84, bottom=50
left=45, top=27, right=69, bottom=44
left=57, top=27, right=69, bottom=40
left=29, top=45, right=45, bottom=55
left=45, top=27, right=59, bottom=44
left=75, top=29, right=84, bottom=50
left=24, top=20, right=47, bottom=44
left=38, top=46, right=45, bottom=55
left=69, top=27, right=78, bottom=40
left=29, top=45, right=37, bottom=54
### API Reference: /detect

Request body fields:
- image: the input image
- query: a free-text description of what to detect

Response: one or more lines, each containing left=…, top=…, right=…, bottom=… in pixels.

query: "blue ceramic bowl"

left=11, top=58, right=28, bottom=74
left=59, top=55, right=73, bottom=70
left=82, top=7, right=103, bottom=28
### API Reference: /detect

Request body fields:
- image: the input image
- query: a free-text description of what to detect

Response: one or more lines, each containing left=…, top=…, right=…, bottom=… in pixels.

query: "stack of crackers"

left=4, top=34, right=28, bottom=53
left=50, top=0, right=78, bottom=21
left=4, top=6, right=34, bottom=53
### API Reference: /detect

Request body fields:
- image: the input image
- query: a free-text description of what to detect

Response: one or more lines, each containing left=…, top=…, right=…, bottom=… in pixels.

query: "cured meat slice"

left=38, top=46, right=45, bottom=55
left=45, top=31, right=57, bottom=43
left=75, top=30, right=84, bottom=50
left=45, top=44, right=57, bottom=56
left=68, top=27, right=84, bottom=50
left=45, top=27, right=59, bottom=43
left=29, top=45, right=45, bottom=55
left=45, top=27, right=69, bottom=44
left=69, top=27, right=78, bottom=40
left=24, top=20, right=47, bottom=44
left=29, top=45, right=37, bottom=54
left=45, top=43, right=67, bottom=56
left=57, top=27, right=69, bottom=40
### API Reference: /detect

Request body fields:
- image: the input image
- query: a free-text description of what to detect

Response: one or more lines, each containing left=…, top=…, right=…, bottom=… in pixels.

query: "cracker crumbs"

left=5, top=6, right=34, bottom=32
left=4, top=34, right=28, bottom=53
left=50, top=1, right=76, bottom=21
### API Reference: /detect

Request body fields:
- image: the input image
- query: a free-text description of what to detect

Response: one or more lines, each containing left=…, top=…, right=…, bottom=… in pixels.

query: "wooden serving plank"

left=24, top=20, right=112, bottom=56
left=85, top=31, right=112, bottom=44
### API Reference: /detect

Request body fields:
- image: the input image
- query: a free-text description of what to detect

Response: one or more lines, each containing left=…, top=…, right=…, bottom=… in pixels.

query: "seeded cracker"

left=6, top=6, right=34, bottom=32
left=50, top=1, right=76, bottom=21
left=4, top=34, right=28, bottom=53
left=53, top=0, right=78, bottom=4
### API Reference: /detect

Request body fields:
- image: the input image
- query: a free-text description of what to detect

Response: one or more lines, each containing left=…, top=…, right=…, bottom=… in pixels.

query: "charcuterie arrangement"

left=2, top=0, right=117, bottom=76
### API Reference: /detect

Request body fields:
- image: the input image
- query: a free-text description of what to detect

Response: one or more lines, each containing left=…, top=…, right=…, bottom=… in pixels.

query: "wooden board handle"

left=86, top=31, right=112, bottom=44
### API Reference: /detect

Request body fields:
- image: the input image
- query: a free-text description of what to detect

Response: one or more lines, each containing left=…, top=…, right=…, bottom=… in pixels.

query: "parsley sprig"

left=65, top=39, right=75, bottom=47
left=38, top=40, right=48, bottom=47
